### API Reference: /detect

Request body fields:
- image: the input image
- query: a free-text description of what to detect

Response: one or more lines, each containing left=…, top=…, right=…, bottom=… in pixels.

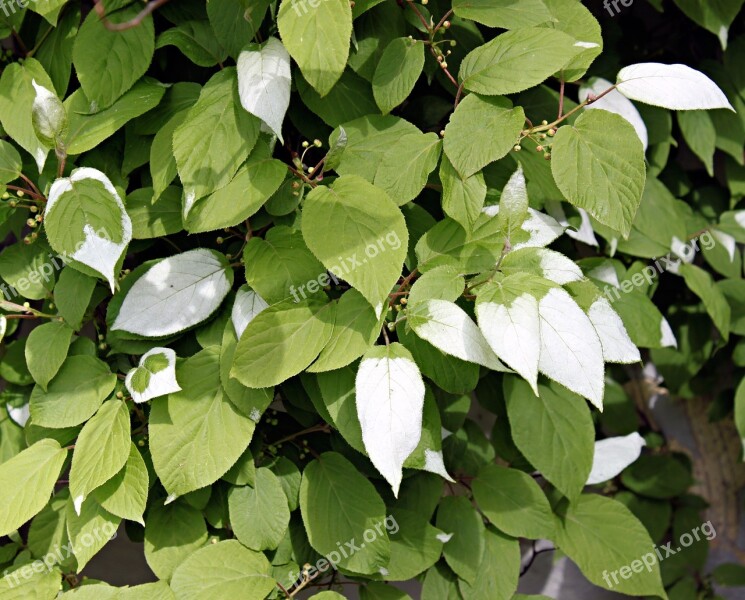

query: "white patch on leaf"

left=112, top=249, right=232, bottom=337
left=711, top=230, right=736, bottom=262
left=423, top=448, right=455, bottom=482
left=7, top=402, right=30, bottom=427
left=410, top=299, right=507, bottom=371
left=587, top=263, right=621, bottom=289
left=237, top=37, right=291, bottom=143
left=588, top=298, right=641, bottom=364
left=660, top=318, right=677, bottom=348
left=125, top=348, right=181, bottom=404
left=355, top=345, right=425, bottom=497
left=46, top=168, right=132, bottom=292
left=537, top=288, right=605, bottom=409
left=539, top=249, right=584, bottom=284
left=579, top=77, right=648, bottom=150
left=483, top=205, right=564, bottom=250
left=586, top=432, right=646, bottom=485
left=477, top=292, right=540, bottom=395
left=231, top=286, right=269, bottom=339
left=616, top=63, right=734, bottom=111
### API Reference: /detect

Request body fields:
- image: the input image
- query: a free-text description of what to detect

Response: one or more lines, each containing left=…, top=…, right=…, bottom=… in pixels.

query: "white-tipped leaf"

left=355, top=344, right=425, bottom=496
left=408, top=299, right=507, bottom=371
left=537, top=288, right=605, bottom=409
left=616, top=63, right=734, bottom=111
left=125, top=348, right=181, bottom=404
left=476, top=287, right=541, bottom=395
left=586, top=432, right=646, bottom=485
left=587, top=298, right=641, bottom=364
left=237, top=37, right=291, bottom=143
left=231, top=286, right=269, bottom=339
left=45, top=168, right=132, bottom=292
left=579, top=77, right=648, bottom=150
left=112, top=249, right=232, bottom=337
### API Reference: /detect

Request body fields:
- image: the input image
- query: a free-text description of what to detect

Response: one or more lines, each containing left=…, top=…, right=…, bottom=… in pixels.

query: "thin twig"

left=10, top=29, right=28, bottom=56
left=92, top=0, right=170, bottom=31
left=557, top=79, right=565, bottom=119
left=433, top=8, right=453, bottom=34
left=406, top=0, right=431, bottom=31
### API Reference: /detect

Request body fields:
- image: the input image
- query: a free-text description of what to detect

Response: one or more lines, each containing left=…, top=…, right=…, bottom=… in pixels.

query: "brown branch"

left=92, top=0, right=170, bottom=32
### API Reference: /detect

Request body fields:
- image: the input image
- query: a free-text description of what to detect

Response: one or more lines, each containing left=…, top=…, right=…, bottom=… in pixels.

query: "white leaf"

left=423, top=449, right=455, bottom=482
left=477, top=292, right=540, bottom=395
left=711, top=230, right=736, bottom=262
left=112, top=249, right=232, bottom=337
left=46, top=168, right=132, bottom=292
left=539, top=248, right=584, bottom=284
left=232, top=286, right=269, bottom=339
left=482, top=206, right=564, bottom=250
left=586, top=262, right=621, bottom=289
left=356, top=344, right=425, bottom=496
left=7, top=402, right=30, bottom=427
left=538, top=288, right=605, bottom=409
left=579, top=77, right=648, bottom=150
left=616, top=63, right=734, bottom=111
left=586, top=432, right=646, bottom=485
left=237, top=37, right=291, bottom=143
left=410, top=299, right=507, bottom=371
left=125, top=348, right=181, bottom=404
left=587, top=298, right=641, bottom=364
left=544, top=202, right=598, bottom=247
left=660, top=318, right=677, bottom=348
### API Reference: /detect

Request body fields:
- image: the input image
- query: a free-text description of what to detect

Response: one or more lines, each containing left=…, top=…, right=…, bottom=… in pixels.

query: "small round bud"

left=23, top=236, right=31, bottom=244
left=48, top=303, right=55, bottom=309
left=421, top=0, right=428, bottom=4
left=394, top=304, right=402, bottom=312
left=9, top=200, right=17, bottom=208
left=439, top=130, right=445, bottom=137
left=27, top=218, right=37, bottom=228
left=30, top=205, right=38, bottom=212
left=441, top=61, right=448, bottom=69
left=22, top=302, right=30, bottom=309
left=138, top=439, right=145, bottom=447
left=98, top=334, right=105, bottom=341
left=446, top=50, right=452, bottom=56
left=1, top=192, right=9, bottom=200
left=35, top=214, right=43, bottom=222
left=536, top=145, right=543, bottom=152
left=291, top=181, right=300, bottom=189
left=302, top=141, right=309, bottom=148
left=450, top=40, right=457, bottom=47
left=513, top=145, right=522, bottom=152
left=216, top=236, right=224, bottom=244
left=16, top=190, right=24, bottom=198
left=443, top=20, right=451, bottom=28
left=30, top=232, right=38, bottom=240
left=437, top=55, right=444, bottom=62
left=540, top=133, right=547, bottom=140
left=541, top=120, right=548, bottom=126
left=350, top=0, right=355, bottom=6
left=387, top=322, right=395, bottom=331
left=313, top=139, right=322, bottom=147
left=292, top=191, right=299, bottom=197
left=400, top=297, right=408, bottom=305
left=308, top=166, right=315, bottom=174
left=547, top=128, right=556, bottom=136
left=116, top=391, right=124, bottom=399
left=98, top=342, right=107, bottom=350
left=544, top=153, right=551, bottom=160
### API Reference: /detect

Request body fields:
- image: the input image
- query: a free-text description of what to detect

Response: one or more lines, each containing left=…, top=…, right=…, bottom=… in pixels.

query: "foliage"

left=0, top=0, right=744, bottom=599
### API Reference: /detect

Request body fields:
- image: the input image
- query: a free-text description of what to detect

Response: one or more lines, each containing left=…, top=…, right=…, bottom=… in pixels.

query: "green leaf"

left=170, top=539, right=276, bottom=600
left=72, top=1, right=155, bottom=109
left=0, top=439, right=67, bottom=537
left=440, top=155, right=486, bottom=228
left=0, top=58, right=55, bottom=171
left=173, top=68, right=260, bottom=213
left=472, top=464, right=554, bottom=539
left=553, top=494, right=666, bottom=597
left=459, top=28, right=580, bottom=95
left=65, top=496, right=120, bottom=570
left=206, top=0, right=270, bottom=58
left=452, top=0, right=552, bottom=28
left=678, top=110, right=716, bottom=176
left=54, top=267, right=97, bottom=330
left=679, top=263, right=731, bottom=340
left=384, top=509, right=444, bottom=582
left=457, top=526, right=520, bottom=600
left=297, top=71, right=378, bottom=128
left=93, top=443, right=149, bottom=525
left=300, top=452, right=390, bottom=574
left=673, top=0, right=744, bottom=48
left=30, top=355, right=116, bottom=428
left=374, top=132, right=442, bottom=206
left=45, top=167, right=132, bottom=292
left=0, top=239, right=57, bottom=301
left=0, top=562, right=63, bottom=598
left=63, top=78, right=166, bottom=156
left=736, top=377, right=745, bottom=458
left=302, top=175, right=408, bottom=316
left=435, top=495, right=484, bottom=584
left=69, top=400, right=130, bottom=514
left=34, top=5, right=80, bottom=96
left=309, top=289, right=380, bottom=373
left=444, top=94, right=525, bottom=179
left=620, top=454, right=694, bottom=499
left=503, top=376, right=594, bottom=500
left=150, top=348, right=257, bottom=500
left=127, top=186, right=184, bottom=240
left=231, top=299, right=335, bottom=388
left=243, top=225, right=326, bottom=304
left=551, top=109, right=646, bottom=237
left=277, top=0, right=352, bottom=96
left=25, top=320, right=74, bottom=391
left=228, top=467, right=291, bottom=551
left=373, top=38, right=425, bottom=114
left=125, top=348, right=181, bottom=403
left=156, top=20, right=228, bottom=67
left=144, top=501, right=208, bottom=580
left=495, top=164, right=529, bottom=239
left=0, top=139, right=22, bottom=184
